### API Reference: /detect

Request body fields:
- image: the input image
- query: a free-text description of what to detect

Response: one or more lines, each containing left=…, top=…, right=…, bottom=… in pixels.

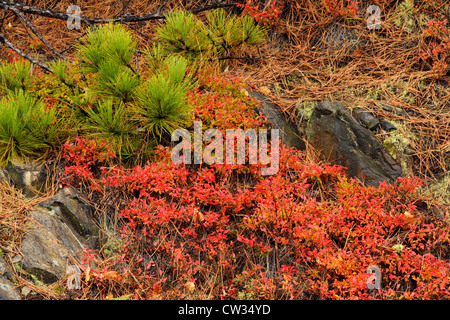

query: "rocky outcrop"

left=0, top=160, right=99, bottom=294
left=246, top=91, right=402, bottom=186
left=306, top=100, right=402, bottom=186
left=18, top=187, right=99, bottom=285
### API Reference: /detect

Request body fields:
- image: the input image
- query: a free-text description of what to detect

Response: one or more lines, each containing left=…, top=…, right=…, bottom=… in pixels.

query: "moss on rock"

left=296, top=100, right=318, bottom=122
left=382, top=120, right=416, bottom=175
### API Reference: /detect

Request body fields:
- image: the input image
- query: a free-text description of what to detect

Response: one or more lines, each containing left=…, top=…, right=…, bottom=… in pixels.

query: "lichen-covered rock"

left=296, top=100, right=318, bottom=124
left=382, top=120, right=416, bottom=175
left=392, top=0, right=426, bottom=34
left=425, top=173, right=450, bottom=207
left=0, top=160, right=47, bottom=198
left=306, top=100, right=403, bottom=186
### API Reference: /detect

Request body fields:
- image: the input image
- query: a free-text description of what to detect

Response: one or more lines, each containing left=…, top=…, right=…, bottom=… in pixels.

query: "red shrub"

left=320, top=0, right=360, bottom=19
left=236, top=0, right=283, bottom=26
left=61, top=71, right=450, bottom=300
left=61, top=136, right=115, bottom=187
left=415, top=18, right=450, bottom=76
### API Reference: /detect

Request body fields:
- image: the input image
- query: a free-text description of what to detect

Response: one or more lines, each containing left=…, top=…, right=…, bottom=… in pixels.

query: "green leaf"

left=156, top=11, right=209, bottom=57
left=0, top=90, right=61, bottom=164
left=0, top=60, right=33, bottom=94
left=85, top=99, right=139, bottom=160
left=133, top=74, right=192, bottom=139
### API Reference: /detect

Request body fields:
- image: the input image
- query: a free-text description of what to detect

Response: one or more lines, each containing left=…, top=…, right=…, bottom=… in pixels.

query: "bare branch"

left=126, top=23, right=155, bottom=42
left=0, top=1, right=236, bottom=25
left=212, top=55, right=262, bottom=63
left=0, top=32, right=52, bottom=72
left=9, top=6, right=67, bottom=59
left=190, top=2, right=234, bottom=14
left=114, top=0, right=133, bottom=18
left=0, top=1, right=92, bottom=27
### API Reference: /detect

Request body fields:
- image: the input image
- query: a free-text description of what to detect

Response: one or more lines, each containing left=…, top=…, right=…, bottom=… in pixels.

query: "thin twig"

left=59, top=31, right=87, bottom=55
left=10, top=6, right=66, bottom=60
left=126, top=23, right=155, bottom=42
left=0, top=32, right=52, bottom=73
left=212, top=55, right=262, bottom=63
left=114, top=0, right=133, bottom=18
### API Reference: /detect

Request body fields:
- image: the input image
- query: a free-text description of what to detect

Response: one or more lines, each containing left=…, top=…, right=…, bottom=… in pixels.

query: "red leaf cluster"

left=236, top=0, right=283, bottom=26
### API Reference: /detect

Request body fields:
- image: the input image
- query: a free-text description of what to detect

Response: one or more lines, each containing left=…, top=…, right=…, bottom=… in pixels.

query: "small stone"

left=380, top=120, right=397, bottom=132
left=376, top=102, right=406, bottom=116
left=185, top=281, right=195, bottom=293
left=21, top=286, right=32, bottom=297
left=353, top=107, right=379, bottom=130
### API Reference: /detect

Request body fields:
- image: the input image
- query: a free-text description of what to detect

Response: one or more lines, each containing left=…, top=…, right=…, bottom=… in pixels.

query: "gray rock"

left=0, top=255, right=14, bottom=280
left=19, top=212, right=81, bottom=283
left=38, top=187, right=99, bottom=244
left=0, top=275, right=21, bottom=300
left=380, top=120, right=397, bottom=132
left=0, top=255, right=20, bottom=299
left=19, top=187, right=99, bottom=284
left=353, top=107, right=379, bottom=130
left=306, top=100, right=402, bottom=186
left=248, top=89, right=305, bottom=150
left=376, top=102, right=407, bottom=117
left=0, top=161, right=47, bottom=198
